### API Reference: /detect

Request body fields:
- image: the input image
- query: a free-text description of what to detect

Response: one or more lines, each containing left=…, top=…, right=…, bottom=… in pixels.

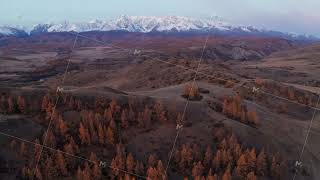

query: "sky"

left=1, top=0, right=319, bottom=36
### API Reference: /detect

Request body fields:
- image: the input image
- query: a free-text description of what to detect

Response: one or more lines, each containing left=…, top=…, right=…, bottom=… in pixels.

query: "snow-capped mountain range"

left=0, top=15, right=318, bottom=41
left=31, top=15, right=229, bottom=33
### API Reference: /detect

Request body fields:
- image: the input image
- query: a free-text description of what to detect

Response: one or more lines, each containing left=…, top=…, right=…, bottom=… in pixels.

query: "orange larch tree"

left=56, top=151, right=68, bottom=176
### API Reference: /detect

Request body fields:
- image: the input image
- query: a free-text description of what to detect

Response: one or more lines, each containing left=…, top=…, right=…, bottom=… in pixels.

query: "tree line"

left=254, top=79, right=317, bottom=107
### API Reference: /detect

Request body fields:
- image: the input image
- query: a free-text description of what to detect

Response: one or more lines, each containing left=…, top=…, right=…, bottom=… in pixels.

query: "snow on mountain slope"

left=0, top=26, right=28, bottom=37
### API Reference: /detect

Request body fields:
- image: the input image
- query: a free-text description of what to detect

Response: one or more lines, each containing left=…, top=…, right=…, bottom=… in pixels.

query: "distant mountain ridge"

left=0, top=15, right=318, bottom=41
left=0, top=26, right=28, bottom=37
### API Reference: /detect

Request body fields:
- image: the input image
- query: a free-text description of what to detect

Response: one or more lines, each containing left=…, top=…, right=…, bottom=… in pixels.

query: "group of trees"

left=183, top=83, right=202, bottom=101
left=5, top=92, right=171, bottom=180
left=109, top=144, right=167, bottom=180
left=172, top=127, right=286, bottom=180
left=254, top=78, right=317, bottom=107
left=5, top=92, right=179, bottom=179
left=222, top=93, right=260, bottom=126
left=107, top=124, right=286, bottom=180
left=0, top=95, right=26, bottom=114
left=10, top=137, right=102, bottom=180
left=77, top=99, right=171, bottom=145
left=40, top=93, right=175, bottom=146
